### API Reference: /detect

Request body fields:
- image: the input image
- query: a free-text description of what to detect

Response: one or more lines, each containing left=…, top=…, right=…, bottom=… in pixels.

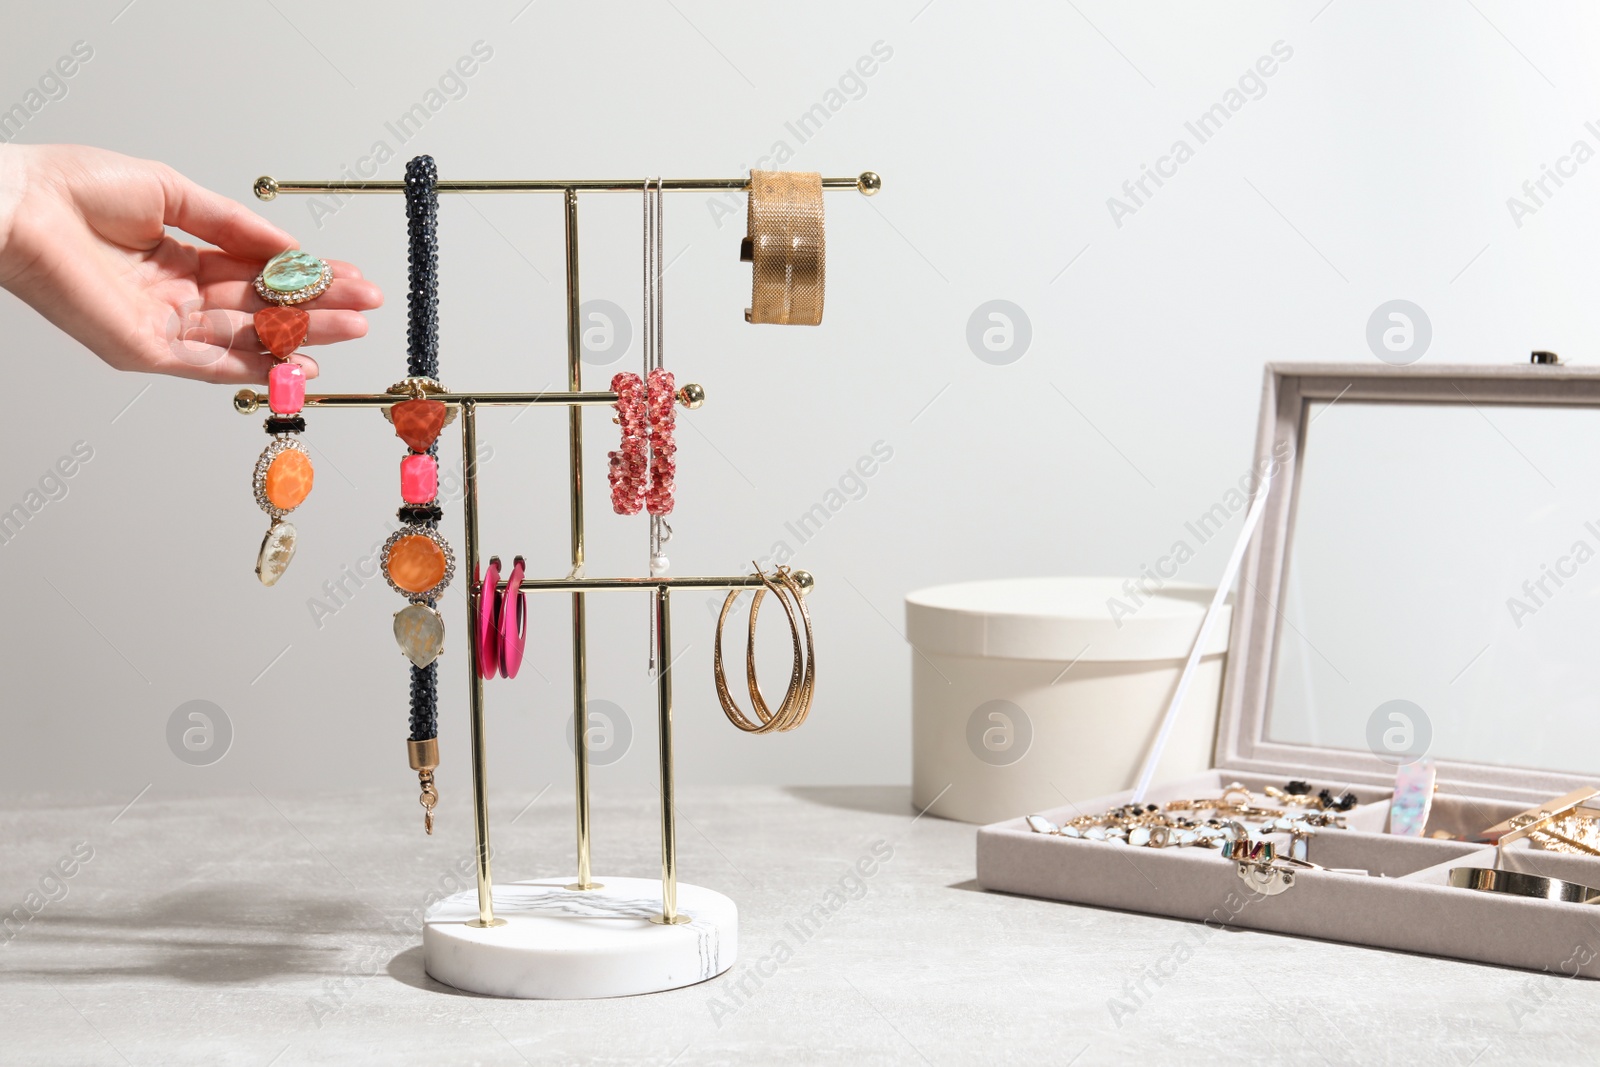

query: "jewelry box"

left=976, top=361, right=1600, bottom=976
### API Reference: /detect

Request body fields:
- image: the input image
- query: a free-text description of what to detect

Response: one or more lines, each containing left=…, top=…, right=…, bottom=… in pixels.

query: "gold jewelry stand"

left=237, top=171, right=879, bottom=931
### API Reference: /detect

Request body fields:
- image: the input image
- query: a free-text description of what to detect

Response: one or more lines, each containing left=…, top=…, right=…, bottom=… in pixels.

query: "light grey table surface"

left=2, top=784, right=1596, bottom=1066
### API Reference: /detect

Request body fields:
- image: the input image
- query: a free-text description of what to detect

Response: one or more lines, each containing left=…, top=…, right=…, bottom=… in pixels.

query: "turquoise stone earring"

left=254, top=249, right=333, bottom=305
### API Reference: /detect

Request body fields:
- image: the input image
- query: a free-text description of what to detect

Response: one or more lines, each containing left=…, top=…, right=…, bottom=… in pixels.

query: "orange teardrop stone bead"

left=387, top=534, right=448, bottom=594
left=391, top=398, right=448, bottom=453
left=264, top=449, right=314, bottom=511
left=254, top=306, right=310, bottom=360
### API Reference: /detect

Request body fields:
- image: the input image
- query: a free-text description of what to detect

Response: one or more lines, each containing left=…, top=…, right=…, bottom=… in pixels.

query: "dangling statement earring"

left=388, top=385, right=452, bottom=675
left=380, top=156, right=455, bottom=834
left=642, top=177, right=675, bottom=578
left=246, top=249, right=333, bottom=585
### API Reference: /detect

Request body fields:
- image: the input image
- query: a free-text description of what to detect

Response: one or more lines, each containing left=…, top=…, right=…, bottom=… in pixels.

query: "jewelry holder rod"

left=505, top=574, right=779, bottom=592
left=649, top=585, right=688, bottom=925
left=233, top=390, right=621, bottom=410
left=563, top=188, right=600, bottom=893
left=458, top=400, right=504, bottom=929
left=254, top=174, right=881, bottom=199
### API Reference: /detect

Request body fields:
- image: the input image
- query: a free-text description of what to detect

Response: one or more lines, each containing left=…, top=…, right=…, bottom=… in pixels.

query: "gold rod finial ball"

left=791, top=570, right=815, bottom=596
left=857, top=171, right=882, bottom=196
left=254, top=176, right=279, bottom=202
left=233, top=389, right=261, bottom=414
left=676, top=382, right=706, bottom=409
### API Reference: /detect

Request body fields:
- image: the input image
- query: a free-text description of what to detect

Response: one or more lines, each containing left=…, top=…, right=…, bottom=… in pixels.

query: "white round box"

left=906, top=578, right=1231, bottom=824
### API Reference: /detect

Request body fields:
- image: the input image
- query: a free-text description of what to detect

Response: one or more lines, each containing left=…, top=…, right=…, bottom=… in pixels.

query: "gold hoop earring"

left=775, top=568, right=815, bottom=728
left=715, top=565, right=815, bottom=733
left=745, top=569, right=803, bottom=727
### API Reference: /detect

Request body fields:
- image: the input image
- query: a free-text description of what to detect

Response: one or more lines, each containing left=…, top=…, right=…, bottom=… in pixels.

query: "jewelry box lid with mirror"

left=977, top=361, right=1600, bottom=977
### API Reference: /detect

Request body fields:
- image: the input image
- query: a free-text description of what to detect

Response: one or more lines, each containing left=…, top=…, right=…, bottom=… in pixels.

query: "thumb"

left=159, top=165, right=296, bottom=261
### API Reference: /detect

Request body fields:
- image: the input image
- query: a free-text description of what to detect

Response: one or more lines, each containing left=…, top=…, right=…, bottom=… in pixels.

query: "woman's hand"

left=0, top=143, right=381, bottom=384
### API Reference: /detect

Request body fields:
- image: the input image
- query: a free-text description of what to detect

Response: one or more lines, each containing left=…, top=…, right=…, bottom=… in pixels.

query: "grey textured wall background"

left=1, top=1, right=1593, bottom=806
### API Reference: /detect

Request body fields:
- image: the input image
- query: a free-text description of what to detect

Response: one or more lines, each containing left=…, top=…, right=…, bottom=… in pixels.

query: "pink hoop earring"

left=475, top=556, right=501, bottom=680
left=646, top=368, right=676, bottom=516
left=499, top=556, right=527, bottom=679
left=608, top=372, right=647, bottom=515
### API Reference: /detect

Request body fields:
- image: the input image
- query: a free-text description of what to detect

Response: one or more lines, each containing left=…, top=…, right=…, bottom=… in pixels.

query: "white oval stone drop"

left=394, top=603, right=446, bottom=668
left=256, top=521, right=298, bottom=586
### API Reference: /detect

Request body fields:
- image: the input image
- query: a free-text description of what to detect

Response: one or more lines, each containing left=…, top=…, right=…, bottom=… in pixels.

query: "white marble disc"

left=422, top=876, right=737, bottom=999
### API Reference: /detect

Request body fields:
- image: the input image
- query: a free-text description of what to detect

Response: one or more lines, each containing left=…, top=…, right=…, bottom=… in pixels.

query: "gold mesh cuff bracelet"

left=744, top=170, right=825, bottom=326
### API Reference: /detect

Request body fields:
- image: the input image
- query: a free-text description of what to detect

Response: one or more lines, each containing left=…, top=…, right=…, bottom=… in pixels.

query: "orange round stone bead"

left=386, top=534, right=448, bottom=594
left=264, top=448, right=314, bottom=511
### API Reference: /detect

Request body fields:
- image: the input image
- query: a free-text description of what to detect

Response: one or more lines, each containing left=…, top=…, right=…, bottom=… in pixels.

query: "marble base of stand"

left=422, top=876, right=737, bottom=999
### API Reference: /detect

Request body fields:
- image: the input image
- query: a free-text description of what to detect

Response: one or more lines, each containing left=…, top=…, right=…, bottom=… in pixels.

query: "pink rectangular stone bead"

left=267, top=362, right=305, bottom=415
left=400, top=453, right=438, bottom=504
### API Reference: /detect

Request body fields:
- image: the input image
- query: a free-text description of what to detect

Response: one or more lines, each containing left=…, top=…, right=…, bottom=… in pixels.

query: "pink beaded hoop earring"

left=608, top=372, right=647, bottom=515
left=646, top=368, right=676, bottom=517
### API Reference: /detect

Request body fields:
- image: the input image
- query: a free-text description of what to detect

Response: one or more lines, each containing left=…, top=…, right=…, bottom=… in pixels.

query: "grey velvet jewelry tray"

left=974, top=365, right=1600, bottom=977
left=977, top=770, right=1600, bottom=977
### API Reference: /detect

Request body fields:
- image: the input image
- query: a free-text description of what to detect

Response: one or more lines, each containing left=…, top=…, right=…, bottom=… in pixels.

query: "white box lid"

left=905, top=577, right=1231, bottom=663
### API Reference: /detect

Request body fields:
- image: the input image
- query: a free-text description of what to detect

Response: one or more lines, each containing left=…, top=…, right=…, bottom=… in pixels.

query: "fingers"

left=158, top=164, right=297, bottom=262
left=151, top=345, right=322, bottom=386
left=197, top=254, right=382, bottom=312
left=198, top=253, right=366, bottom=284
left=287, top=308, right=370, bottom=347
left=174, top=306, right=370, bottom=352
left=203, top=275, right=384, bottom=314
